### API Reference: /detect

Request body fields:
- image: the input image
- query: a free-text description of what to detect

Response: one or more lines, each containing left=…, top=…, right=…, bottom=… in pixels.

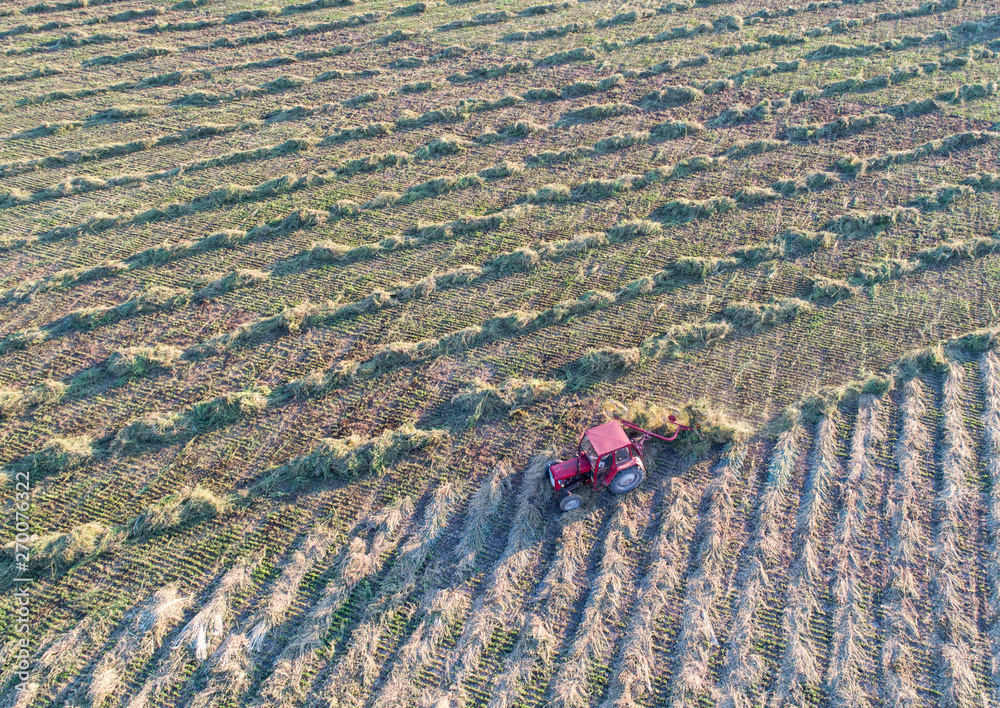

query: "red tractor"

left=547, top=417, right=691, bottom=512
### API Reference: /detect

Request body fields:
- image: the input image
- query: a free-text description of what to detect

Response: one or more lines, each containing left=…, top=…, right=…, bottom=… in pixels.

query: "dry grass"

left=88, top=585, right=189, bottom=708
left=826, top=394, right=884, bottom=707
left=454, top=462, right=512, bottom=575
left=258, top=497, right=415, bottom=705
left=768, top=412, right=839, bottom=706
left=550, top=501, right=639, bottom=708
left=126, top=560, right=257, bottom=708
left=981, top=351, right=1000, bottom=704
left=370, top=588, right=471, bottom=708
left=131, top=485, right=232, bottom=538
left=600, top=479, right=695, bottom=708
left=880, top=378, right=929, bottom=708
left=932, top=362, right=981, bottom=708
left=718, top=421, right=802, bottom=707
left=489, top=513, right=590, bottom=708
left=670, top=444, right=746, bottom=707
left=443, top=454, right=552, bottom=696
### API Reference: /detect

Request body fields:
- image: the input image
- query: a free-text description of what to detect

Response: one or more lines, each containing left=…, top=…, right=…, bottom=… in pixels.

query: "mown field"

left=0, top=0, right=998, bottom=705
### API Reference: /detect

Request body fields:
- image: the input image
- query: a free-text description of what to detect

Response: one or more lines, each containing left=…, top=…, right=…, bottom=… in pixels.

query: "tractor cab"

left=547, top=417, right=691, bottom=512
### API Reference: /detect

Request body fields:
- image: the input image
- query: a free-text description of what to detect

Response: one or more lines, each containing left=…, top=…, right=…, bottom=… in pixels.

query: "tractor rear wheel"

left=559, top=494, right=583, bottom=512
left=609, top=466, right=644, bottom=494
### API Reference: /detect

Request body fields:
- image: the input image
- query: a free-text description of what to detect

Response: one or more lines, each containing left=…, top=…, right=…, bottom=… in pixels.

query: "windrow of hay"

left=125, top=560, right=258, bottom=708
left=716, top=420, right=803, bottom=708
left=443, top=455, right=552, bottom=691
left=599, top=479, right=696, bottom=708
left=450, top=378, right=564, bottom=425
left=768, top=413, right=840, bottom=706
left=722, top=298, right=815, bottom=332
left=315, top=483, right=461, bottom=701
left=191, top=506, right=377, bottom=708
left=487, top=513, right=590, bottom=708
left=455, top=462, right=512, bottom=576
left=105, top=344, right=183, bottom=378
left=87, top=585, right=190, bottom=708
left=3, top=433, right=93, bottom=478
left=669, top=444, right=746, bottom=707
left=880, top=378, right=930, bottom=708
left=0, top=285, right=190, bottom=354
left=550, top=501, right=640, bottom=708
left=981, top=350, right=1000, bottom=705
left=838, top=131, right=998, bottom=176
left=257, top=496, right=416, bottom=705
left=114, top=389, right=269, bottom=449
left=826, top=394, right=883, bottom=707
left=932, top=363, right=982, bottom=708
left=369, top=588, right=471, bottom=708
left=2, top=485, right=232, bottom=583
left=263, top=424, right=448, bottom=487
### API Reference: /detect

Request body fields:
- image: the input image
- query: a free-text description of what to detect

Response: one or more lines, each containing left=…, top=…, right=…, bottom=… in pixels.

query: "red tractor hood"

left=548, top=454, right=591, bottom=487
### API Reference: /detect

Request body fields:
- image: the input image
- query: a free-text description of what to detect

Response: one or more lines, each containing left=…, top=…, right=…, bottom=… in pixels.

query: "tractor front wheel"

left=559, top=494, right=583, bottom=512
left=609, top=466, right=645, bottom=494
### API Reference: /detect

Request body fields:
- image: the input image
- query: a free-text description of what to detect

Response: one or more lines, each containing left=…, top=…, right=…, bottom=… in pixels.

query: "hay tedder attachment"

left=546, top=416, right=691, bottom=512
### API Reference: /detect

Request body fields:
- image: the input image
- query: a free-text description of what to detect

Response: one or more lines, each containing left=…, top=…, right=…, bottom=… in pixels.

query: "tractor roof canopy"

left=583, top=420, right=631, bottom=456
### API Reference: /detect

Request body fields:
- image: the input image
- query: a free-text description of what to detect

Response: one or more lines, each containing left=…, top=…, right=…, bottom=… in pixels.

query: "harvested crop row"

left=123, top=558, right=258, bottom=708
left=478, top=511, right=591, bottom=708
left=368, top=462, right=511, bottom=707
left=825, top=393, right=883, bottom=707
left=668, top=443, right=746, bottom=706
left=439, top=454, right=552, bottom=700
left=931, top=362, right=981, bottom=708
left=981, top=350, right=1000, bottom=705
left=186, top=524, right=343, bottom=707
left=598, top=478, right=696, bottom=708
left=79, top=583, right=190, bottom=708
left=767, top=412, right=838, bottom=706
left=254, top=494, right=418, bottom=706
left=879, top=377, right=930, bottom=708
left=716, top=418, right=803, bottom=707
left=548, top=499, right=639, bottom=708
left=308, top=482, right=461, bottom=705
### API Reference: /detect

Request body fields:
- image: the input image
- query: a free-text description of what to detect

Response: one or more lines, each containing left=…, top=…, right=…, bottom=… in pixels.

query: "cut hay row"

left=309, top=482, right=461, bottom=705
left=931, top=362, right=982, bottom=708
left=254, top=495, right=418, bottom=706
left=440, top=454, right=552, bottom=698
left=599, top=478, right=696, bottom=708
left=548, top=499, right=640, bottom=708
left=4, top=194, right=986, bottom=477
left=454, top=462, right=511, bottom=576
left=0, top=484, right=231, bottom=585
left=879, top=377, right=930, bottom=708
left=716, top=418, right=803, bottom=708
left=368, top=463, right=512, bottom=707
left=2, top=616, right=100, bottom=708
left=185, top=527, right=339, bottom=707
left=124, top=558, right=258, bottom=708
left=472, top=512, right=590, bottom=708
left=668, top=443, right=747, bottom=707
left=3, top=8, right=380, bottom=67
left=0, top=7, right=945, bottom=193
left=79, top=584, right=189, bottom=708
left=768, top=412, right=839, bottom=706
left=826, top=393, right=884, bottom=708
left=981, top=350, right=1000, bottom=705
left=0, top=277, right=263, bottom=355
left=854, top=233, right=1000, bottom=285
